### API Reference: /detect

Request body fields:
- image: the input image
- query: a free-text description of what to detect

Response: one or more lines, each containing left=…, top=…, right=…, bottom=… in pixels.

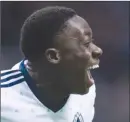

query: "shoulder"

left=1, top=69, right=26, bottom=118
left=1, top=68, right=24, bottom=88
left=74, top=84, right=96, bottom=108
left=82, top=84, right=96, bottom=102
left=1, top=69, right=24, bottom=122
left=70, top=84, right=96, bottom=105
left=80, top=85, right=96, bottom=121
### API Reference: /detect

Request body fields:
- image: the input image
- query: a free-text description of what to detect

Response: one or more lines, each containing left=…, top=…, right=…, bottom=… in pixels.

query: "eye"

left=83, top=38, right=94, bottom=48
left=83, top=42, right=90, bottom=47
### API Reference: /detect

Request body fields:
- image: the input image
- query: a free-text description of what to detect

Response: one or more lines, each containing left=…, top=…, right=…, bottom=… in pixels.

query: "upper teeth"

left=88, top=64, right=99, bottom=70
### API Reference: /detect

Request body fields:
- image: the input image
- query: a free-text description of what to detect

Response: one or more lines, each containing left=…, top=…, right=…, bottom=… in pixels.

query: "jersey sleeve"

left=1, top=88, right=12, bottom=122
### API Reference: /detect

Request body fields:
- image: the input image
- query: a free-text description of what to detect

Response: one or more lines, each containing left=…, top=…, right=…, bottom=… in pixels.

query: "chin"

left=72, top=87, right=89, bottom=95
left=79, top=88, right=89, bottom=95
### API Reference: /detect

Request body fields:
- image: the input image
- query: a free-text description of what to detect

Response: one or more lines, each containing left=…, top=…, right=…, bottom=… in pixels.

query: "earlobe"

left=45, top=48, right=61, bottom=64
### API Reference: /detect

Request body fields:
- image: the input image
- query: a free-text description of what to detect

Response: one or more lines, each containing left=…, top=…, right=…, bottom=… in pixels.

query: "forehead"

left=64, top=15, right=92, bottom=38
left=54, top=15, right=93, bottom=49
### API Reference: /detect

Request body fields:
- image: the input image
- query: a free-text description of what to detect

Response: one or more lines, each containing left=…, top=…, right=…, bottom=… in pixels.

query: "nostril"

left=92, top=51, right=102, bottom=59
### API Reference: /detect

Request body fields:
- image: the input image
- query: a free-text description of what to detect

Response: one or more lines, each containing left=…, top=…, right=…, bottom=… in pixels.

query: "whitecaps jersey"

left=1, top=60, right=96, bottom=122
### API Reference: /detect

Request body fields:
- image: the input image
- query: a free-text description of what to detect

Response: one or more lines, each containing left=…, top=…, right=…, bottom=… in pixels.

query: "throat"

left=43, top=96, right=69, bottom=112
left=37, top=88, right=70, bottom=112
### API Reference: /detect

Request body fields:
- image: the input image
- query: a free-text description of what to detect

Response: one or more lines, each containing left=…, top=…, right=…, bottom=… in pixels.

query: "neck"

left=25, top=60, right=70, bottom=112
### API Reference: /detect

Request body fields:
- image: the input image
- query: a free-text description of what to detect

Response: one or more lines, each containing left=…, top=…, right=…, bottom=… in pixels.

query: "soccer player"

left=1, top=6, right=103, bottom=122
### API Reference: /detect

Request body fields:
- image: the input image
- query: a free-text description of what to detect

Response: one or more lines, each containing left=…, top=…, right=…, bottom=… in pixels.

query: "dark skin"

left=25, top=15, right=103, bottom=112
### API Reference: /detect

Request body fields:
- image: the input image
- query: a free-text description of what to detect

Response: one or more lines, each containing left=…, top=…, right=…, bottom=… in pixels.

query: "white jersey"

left=1, top=60, right=96, bottom=122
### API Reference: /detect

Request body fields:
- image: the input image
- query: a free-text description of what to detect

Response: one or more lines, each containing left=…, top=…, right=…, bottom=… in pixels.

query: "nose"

left=92, top=47, right=103, bottom=59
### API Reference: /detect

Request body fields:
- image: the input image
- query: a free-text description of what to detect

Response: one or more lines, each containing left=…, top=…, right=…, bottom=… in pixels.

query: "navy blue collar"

left=19, top=60, right=70, bottom=113
left=19, top=60, right=43, bottom=102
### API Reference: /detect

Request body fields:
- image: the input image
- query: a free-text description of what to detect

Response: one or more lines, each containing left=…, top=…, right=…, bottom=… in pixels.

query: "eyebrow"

left=84, top=29, right=93, bottom=37
left=83, top=35, right=94, bottom=44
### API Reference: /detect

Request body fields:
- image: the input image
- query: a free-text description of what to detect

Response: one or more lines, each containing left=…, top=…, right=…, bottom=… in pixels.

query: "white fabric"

left=1, top=62, right=96, bottom=122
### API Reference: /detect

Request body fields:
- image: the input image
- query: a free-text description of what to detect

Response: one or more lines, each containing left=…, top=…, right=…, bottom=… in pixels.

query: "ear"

left=45, top=48, right=61, bottom=64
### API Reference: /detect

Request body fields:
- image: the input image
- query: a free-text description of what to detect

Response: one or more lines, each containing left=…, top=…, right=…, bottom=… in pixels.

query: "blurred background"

left=1, top=1, right=129, bottom=122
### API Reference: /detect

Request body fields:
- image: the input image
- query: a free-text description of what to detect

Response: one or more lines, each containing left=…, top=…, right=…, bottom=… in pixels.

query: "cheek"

left=78, top=45, right=91, bottom=61
left=64, top=49, right=91, bottom=69
left=85, top=49, right=91, bottom=59
left=76, top=50, right=91, bottom=62
left=76, top=50, right=91, bottom=68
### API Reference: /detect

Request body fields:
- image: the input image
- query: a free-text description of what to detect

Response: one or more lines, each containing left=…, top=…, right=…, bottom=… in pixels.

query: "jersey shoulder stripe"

left=1, top=69, right=25, bottom=88
left=1, top=69, right=19, bottom=76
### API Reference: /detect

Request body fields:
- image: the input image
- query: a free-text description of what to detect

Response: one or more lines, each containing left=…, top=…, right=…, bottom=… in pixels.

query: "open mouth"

left=86, top=64, right=99, bottom=87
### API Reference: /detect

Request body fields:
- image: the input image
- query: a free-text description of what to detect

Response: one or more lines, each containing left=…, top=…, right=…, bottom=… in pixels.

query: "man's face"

left=55, top=15, right=103, bottom=94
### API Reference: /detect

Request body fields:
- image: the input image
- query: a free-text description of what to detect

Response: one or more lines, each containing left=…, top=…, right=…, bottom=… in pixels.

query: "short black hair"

left=20, top=6, right=76, bottom=62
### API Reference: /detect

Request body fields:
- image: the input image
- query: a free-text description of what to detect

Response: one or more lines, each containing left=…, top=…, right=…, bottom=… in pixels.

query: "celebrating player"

left=1, top=6, right=102, bottom=122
